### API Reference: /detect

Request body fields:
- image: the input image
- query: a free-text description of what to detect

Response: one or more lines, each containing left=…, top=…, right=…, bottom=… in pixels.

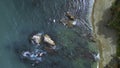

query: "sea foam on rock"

left=22, top=32, right=57, bottom=65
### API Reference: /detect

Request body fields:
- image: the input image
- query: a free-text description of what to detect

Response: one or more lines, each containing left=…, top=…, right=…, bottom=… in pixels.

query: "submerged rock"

left=43, top=34, right=55, bottom=46
left=22, top=49, right=47, bottom=63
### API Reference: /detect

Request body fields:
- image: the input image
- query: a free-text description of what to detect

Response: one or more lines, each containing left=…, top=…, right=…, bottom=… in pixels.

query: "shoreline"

left=88, top=0, right=100, bottom=68
left=91, top=0, right=116, bottom=68
left=91, top=0, right=102, bottom=68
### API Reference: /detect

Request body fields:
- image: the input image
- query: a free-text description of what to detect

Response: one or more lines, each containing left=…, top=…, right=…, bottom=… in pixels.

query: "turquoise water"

left=0, top=0, right=97, bottom=68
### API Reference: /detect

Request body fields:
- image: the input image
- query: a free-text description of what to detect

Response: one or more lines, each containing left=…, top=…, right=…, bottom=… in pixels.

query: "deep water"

left=0, top=0, right=97, bottom=68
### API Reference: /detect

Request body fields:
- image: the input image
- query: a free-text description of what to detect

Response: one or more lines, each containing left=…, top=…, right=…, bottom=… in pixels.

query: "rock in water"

left=66, top=11, right=75, bottom=20
left=60, top=19, right=77, bottom=27
left=60, top=11, right=77, bottom=27
left=31, top=33, right=43, bottom=45
left=43, top=34, right=55, bottom=46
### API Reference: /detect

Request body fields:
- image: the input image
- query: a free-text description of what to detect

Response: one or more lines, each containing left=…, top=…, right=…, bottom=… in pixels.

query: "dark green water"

left=0, top=0, right=97, bottom=68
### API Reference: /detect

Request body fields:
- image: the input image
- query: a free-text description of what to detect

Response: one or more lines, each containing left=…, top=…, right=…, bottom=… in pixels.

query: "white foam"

left=72, top=20, right=77, bottom=25
left=53, top=19, right=56, bottom=23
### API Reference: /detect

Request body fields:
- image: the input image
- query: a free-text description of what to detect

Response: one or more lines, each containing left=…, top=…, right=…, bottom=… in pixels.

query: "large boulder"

left=31, top=33, right=43, bottom=45
left=43, top=34, right=55, bottom=46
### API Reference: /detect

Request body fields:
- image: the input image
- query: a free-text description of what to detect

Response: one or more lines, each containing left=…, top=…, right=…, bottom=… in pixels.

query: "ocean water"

left=0, top=0, right=97, bottom=68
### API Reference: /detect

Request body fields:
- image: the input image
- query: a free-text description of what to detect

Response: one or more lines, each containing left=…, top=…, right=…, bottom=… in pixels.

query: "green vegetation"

left=107, top=0, right=120, bottom=67
left=108, top=0, right=120, bottom=57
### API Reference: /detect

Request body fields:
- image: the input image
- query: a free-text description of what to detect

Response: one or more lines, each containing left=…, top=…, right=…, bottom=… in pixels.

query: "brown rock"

left=66, top=12, right=75, bottom=20
left=43, top=34, right=55, bottom=46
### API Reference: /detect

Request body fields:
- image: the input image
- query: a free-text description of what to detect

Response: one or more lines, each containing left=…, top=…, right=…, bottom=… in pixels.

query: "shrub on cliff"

left=109, top=0, right=120, bottom=57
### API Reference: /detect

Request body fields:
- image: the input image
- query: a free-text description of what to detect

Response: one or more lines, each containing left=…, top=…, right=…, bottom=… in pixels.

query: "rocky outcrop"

left=31, top=33, right=56, bottom=46
left=60, top=12, right=77, bottom=27
left=31, top=33, right=43, bottom=45
left=43, top=34, right=55, bottom=46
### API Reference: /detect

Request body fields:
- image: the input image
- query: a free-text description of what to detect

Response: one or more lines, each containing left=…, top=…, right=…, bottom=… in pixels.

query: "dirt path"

left=92, top=0, right=117, bottom=68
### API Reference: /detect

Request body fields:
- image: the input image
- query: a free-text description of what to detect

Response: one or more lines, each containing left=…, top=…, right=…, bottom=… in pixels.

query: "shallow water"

left=0, top=0, right=97, bottom=68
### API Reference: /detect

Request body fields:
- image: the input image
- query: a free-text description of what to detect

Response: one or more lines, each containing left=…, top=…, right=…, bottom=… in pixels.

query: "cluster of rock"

left=22, top=33, right=56, bottom=64
left=31, top=33, right=55, bottom=46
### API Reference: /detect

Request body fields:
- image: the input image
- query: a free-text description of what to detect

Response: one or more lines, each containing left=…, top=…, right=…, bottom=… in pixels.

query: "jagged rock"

left=66, top=11, right=75, bottom=20
left=31, top=33, right=43, bottom=45
left=31, top=33, right=56, bottom=47
left=43, top=34, right=55, bottom=46
left=60, top=11, right=77, bottom=27
left=60, top=19, right=77, bottom=27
